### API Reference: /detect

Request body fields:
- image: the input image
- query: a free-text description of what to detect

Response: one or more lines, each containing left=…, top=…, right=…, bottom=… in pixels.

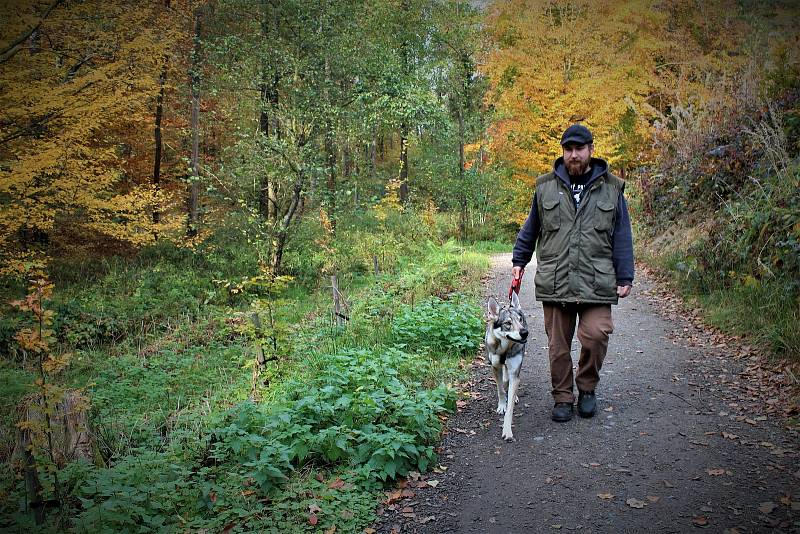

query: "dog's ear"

left=487, top=297, right=499, bottom=320
left=510, top=290, right=521, bottom=310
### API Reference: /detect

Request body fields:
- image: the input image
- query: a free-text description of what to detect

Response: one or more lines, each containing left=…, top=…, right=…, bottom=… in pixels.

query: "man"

left=511, top=124, right=634, bottom=422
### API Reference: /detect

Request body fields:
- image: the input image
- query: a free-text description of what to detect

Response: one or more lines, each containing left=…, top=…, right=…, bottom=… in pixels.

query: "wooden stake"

left=331, top=275, right=344, bottom=327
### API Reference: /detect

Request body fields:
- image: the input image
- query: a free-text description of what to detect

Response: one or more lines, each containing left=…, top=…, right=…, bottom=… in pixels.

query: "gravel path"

left=375, top=253, right=799, bottom=534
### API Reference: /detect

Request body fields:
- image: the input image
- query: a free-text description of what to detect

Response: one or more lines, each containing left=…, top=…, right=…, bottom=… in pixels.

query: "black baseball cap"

left=560, top=124, right=593, bottom=146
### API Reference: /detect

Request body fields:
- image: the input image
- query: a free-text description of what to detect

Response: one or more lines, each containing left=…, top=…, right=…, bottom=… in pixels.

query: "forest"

left=0, top=0, right=798, bottom=531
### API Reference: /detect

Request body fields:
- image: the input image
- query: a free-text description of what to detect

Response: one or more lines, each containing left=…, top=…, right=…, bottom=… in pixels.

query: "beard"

left=566, top=159, right=589, bottom=176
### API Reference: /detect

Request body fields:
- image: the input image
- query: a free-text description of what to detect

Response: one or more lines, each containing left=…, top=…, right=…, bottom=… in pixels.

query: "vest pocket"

left=594, top=201, right=615, bottom=231
left=593, top=262, right=617, bottom=297
left=535, top=260, right=556, bottom=297
left=542, top=197, right=561, bottom=232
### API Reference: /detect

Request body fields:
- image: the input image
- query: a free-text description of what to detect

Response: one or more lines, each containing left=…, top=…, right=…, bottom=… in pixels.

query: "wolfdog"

left=486, top=292, right=528, bottom=441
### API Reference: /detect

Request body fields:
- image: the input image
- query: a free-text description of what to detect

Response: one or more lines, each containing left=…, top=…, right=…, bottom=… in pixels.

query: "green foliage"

left=211, top=347, right=455, bottom=493
left=392, top=296, right=483, bottom=355
left=67, top=453, right=196, bottom=533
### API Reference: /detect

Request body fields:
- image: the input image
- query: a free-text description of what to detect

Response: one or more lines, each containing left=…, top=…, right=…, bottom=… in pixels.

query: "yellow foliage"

left=0, top=0, right=188, bottom=270
left=375, top=179, right=403, bottom=221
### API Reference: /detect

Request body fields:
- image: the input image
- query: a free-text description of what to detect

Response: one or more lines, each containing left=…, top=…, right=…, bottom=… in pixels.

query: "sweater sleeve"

left=512, top=191, right=540, bottom=268
left=612, top=191, right=634, bottom=286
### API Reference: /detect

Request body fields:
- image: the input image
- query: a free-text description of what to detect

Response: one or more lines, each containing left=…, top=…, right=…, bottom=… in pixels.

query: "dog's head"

left=487, top=293, right=528, bottom=344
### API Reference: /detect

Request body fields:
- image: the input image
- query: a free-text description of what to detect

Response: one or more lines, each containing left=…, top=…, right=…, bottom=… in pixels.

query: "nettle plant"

left=209, top=348, right=455, bottom=493
left=391, top=295, right=483, bottom=355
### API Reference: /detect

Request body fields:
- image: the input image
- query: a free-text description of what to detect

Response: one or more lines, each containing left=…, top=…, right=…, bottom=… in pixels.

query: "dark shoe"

left=577, top=390, right=596, bottom=418
left=551, top=402, right=573, bottom=422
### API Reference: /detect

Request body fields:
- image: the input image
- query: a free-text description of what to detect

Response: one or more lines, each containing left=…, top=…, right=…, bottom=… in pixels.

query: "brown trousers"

left=542, top=303, right=614, bottom=403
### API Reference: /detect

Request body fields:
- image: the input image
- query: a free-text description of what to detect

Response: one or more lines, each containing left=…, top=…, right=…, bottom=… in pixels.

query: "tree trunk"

left=324, top=55, right=336, bottom=233
left=187, top=10, right=202, bottom=238
left=153, top=58, right=166, bottom=226
left=370, top=128, right=377, bottom=178
left=457, top=108, right=466, bottom=241
left=270, top=170, right=304, bottom=274
left=258, top=0, right=279, bottom=223
left=399, top=124, right=409, bottom=203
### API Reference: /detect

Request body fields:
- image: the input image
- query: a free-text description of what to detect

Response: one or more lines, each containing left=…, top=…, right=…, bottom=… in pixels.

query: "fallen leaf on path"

left=384, top=490, right=402, bottom=503
left=427, top=480, right=440, bottom=487
left=401, top=489, right=415, bottom=498
left=705, top=468, right=725, bottom=476
left=598, top=493, right=614, bottom=500
left=603, top=407, right=614, bottom=412
left=692, top=515, right=709, bottom=527
left=722, top=432, right=738, bottom=440
left=626, top=498, right=646, bottom=509
left=401, top=506, right=414, bottom=513
left=419, top=516, right=435, bottom=524
left=647, top=496, right=661, bottom=503
left=663, top=480, right=674, bottom=488
left=364, top=529, right=376, bottom=534
left=758, top=501, right=777, bottom=514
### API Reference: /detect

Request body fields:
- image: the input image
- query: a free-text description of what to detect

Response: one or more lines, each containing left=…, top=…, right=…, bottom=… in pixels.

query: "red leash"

left=509, top=268, right=524, bottom=299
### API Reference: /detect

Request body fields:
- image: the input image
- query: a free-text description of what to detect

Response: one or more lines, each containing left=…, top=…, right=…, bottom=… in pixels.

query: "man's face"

left=563, top=143, right=593, bottom=176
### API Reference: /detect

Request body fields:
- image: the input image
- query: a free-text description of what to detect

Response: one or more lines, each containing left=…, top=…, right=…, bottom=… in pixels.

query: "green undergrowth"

left=0, top=222, right=490, bottom=532
left=644, top=249, right=800, bottom=358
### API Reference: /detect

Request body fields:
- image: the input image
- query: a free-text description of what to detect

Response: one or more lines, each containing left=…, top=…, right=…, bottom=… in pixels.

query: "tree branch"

left=0, top=0, right=64, bottom=65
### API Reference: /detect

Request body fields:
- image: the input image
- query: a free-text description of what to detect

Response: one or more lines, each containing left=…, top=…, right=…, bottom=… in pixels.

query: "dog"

left=485, top=292, right=528, bottom=441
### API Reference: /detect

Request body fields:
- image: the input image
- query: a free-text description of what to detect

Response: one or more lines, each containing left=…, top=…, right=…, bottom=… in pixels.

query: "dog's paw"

left=501, top=430, right=515, bottom=442
left=495, top=403, right=507, bottom=415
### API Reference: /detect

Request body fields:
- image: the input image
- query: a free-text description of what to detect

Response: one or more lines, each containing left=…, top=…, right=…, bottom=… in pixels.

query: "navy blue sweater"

left=511, top=157, right=635, bottom=287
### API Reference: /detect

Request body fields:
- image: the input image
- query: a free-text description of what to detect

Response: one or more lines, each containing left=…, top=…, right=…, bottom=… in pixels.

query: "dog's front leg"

left=502, top=355, right=523, bottom=441
left=490, top=355, right=506, bottom=414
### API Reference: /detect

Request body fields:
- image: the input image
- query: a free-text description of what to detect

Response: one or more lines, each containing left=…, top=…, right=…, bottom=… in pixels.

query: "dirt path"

left=375, top=253, right=799, bottom=534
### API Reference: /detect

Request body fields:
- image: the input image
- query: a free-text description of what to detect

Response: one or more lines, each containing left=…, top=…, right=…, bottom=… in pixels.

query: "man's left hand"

left=617, top=285, right=632, bottom=298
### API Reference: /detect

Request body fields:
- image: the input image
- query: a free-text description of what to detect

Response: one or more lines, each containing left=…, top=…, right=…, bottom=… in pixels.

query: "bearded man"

left=511, top=124, right=634, bottom=422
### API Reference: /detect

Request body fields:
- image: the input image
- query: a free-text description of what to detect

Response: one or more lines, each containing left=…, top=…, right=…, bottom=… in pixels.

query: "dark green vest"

left=533, top=171, right=625, bottom=305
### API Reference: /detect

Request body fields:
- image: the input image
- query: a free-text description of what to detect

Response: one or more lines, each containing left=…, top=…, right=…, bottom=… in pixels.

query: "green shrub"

left=210, top=347, right=455, bottom=493
left=391, top=295, right=483, bottom=355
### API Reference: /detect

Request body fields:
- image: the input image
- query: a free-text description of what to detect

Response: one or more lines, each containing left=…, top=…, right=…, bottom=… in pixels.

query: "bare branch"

left=0, top=0, right=64, bottom=65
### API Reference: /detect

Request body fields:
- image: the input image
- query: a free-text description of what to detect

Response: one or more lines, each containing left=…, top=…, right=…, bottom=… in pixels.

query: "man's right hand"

left=512, top=266, right=523, bottom=280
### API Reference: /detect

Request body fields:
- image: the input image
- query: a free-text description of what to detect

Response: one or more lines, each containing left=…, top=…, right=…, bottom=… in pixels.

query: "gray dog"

left=486, top=292, right=528, bottom=441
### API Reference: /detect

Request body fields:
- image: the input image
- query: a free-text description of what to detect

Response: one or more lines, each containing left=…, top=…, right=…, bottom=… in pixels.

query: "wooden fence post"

left=331, top=275, right=344, bottom=327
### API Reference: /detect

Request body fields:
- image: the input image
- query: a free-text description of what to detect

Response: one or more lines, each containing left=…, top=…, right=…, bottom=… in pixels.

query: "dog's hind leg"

left=490, top=356, right=506, bottom=414
left=501, top=354, right=523, bottom=441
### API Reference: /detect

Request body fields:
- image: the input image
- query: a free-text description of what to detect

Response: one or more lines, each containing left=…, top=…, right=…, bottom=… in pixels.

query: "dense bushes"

left=392, top=296, right=484, bottom=355
left=212, top=347, right=454, bottom=492
left=638, top=68, right=800, bottom=356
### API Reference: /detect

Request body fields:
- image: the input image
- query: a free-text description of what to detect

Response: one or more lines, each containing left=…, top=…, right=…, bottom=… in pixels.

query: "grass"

left=639, top=248, right=800, bottom=361
left=696, top=280, right=800, bottom=357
